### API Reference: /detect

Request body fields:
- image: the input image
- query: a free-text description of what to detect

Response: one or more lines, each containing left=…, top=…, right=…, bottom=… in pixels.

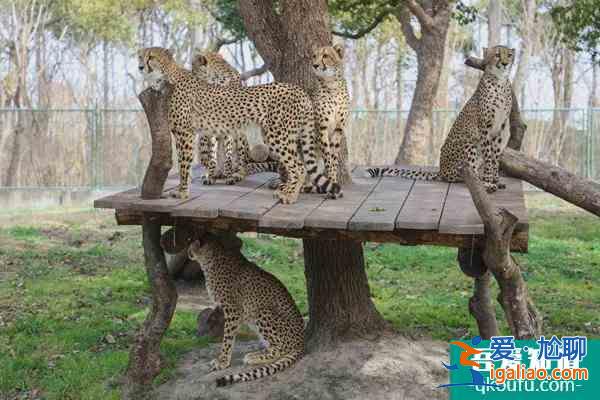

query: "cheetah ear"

left=137, top=49, right=144, bottom=58
left=482, top=47, right=489, bottom=59
left=165, top=48, right=174, bottom=59
left=333, top=43, right=344, bottom=60
left=196, top=54, right=207, bottom=65
left=311, top=45, right=320, bottom=56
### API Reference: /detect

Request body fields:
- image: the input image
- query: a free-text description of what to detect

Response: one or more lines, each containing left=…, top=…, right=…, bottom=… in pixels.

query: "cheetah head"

left=137, top=47, right=174, bottom=79
left=191, top=52, right=210, bottom=81
left=312, top=44, right=344, bottom=79
left=483, top=45, right=515, bottom=77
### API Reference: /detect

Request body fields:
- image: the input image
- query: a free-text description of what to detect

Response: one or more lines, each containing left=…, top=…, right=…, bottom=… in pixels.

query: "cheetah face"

left=191, top=53, right=208, bottom=81
left=483, top=46, right=515, bottom=77
left=312, top=44, right=344, bottom=79
left=188, top=239, right=208, bottom=261
left=137, top=47, right=173, bottom=81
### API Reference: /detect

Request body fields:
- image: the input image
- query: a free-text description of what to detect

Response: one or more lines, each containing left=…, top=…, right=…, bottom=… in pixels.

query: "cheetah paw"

left=209, top=359, right=229, bottom=372
left=225, top=174, right=243, bottom=185
left=201, top=175, right=216, bottom=185
left=169, top=190, right=189, bottom=200
left=497, top=181, right=506, bottom=190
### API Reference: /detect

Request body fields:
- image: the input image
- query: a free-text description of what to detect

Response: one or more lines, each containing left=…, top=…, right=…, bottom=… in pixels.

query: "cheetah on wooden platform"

left=138, top=47, right=340, bottom=204
left=365, top=45, right=515, bottom=193
left=187, top=235, right=304, bottom=387
left=191, top=51, right=278, bottom=181
left=309, top=44, right=350, bottom=188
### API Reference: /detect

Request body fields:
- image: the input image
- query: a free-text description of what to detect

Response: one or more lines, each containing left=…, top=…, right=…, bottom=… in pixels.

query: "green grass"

left=0, top=195, right=599, bottom=399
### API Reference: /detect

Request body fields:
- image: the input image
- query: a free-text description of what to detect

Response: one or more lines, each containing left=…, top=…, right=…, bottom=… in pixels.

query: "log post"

left=457, top=247, right=499, bottom=339
left=139, top=84, right=173, bottom=199
left=124, top=86, right=177, bottom=399
left=501, top=148, right=600, bottom=217
left=303, top=239, right=388, bottom=351
left=462, top=165, right=541, bottom=338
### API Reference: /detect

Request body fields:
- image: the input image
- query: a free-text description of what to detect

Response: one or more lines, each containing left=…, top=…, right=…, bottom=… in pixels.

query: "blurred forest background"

left=0, top=0, right=599, bottom=191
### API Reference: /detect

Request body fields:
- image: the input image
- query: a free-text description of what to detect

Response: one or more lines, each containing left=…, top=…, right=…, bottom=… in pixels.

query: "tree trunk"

left=303, top=239, right=387, bottom=351
left=239, top=0, right=383, bottom=350
left=513, top=0, right=536, bottom=107
left=124, top=215, right=178, bottom=399
left=394, top=3, right=451, bottom=165
left=487, top=0, right=502, bottom=47
left=139, top=84, right=174, bottom=199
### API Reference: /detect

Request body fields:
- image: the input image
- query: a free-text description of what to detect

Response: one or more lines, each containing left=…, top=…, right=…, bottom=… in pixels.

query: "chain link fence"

left=0, top=108, right=598, bottom=190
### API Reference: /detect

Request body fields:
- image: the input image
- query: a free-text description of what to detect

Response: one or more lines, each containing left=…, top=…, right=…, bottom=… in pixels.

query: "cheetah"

left=188, top=235, right=304, bottom=387
left=366, top=45, right=515, bottom=193
left=309, top=44, right=350, bottom=188
left=137, top=47, right=340, bottom=204
left=191, top=51, right=278, bottom=181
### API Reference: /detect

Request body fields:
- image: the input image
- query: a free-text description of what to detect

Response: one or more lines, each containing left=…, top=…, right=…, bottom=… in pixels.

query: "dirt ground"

left=153, top=334, right=448, bottom=400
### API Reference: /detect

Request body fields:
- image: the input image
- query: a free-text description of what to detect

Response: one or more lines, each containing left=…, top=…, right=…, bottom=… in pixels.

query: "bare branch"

left=332, top=9, right=391, bottom=39
left=212, top=36, right=242, bottom=51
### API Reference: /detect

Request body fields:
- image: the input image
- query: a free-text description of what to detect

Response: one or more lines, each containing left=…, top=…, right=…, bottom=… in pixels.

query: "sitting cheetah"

left=138, top=47, right=340, bottom=204
left=191, top=52, right=277, bottom=183
left=188, top=235, right=304, bottom=386
left=309, top=44, right=350, bottom=187
left=366, top=45, right=515, bottom=193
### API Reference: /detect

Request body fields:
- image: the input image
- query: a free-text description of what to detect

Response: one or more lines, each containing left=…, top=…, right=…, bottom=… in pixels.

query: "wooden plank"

left=348, top=178, right=414, bottom=231
left=132, top=180, right=205, bottom=212
left=220, top=179, right=280, bottom=220
left=493, top=177, right=528, bottom=230
left=172, top=172, right=275, bottom=218
left=395, top=180, right=450, bottom=230
left=93, top=188, right=141, bottom=209
left=438, top=182, right=483, bottom=235
left=259, top=193, right=326, bottom=229
left=304, top=176, right=380, bottom=230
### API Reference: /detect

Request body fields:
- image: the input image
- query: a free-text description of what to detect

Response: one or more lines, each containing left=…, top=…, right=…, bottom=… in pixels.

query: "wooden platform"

left=94, top=166, right=529, bottom=252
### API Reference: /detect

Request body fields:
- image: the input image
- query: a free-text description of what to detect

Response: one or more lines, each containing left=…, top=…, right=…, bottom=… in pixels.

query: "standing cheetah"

left=188, top=235, right=304, bottom=386
left=366, top=45, right=515, bottom=193
left=191, top=51, right=278, bottom=182
left=137, top=47, right=340, bottom=204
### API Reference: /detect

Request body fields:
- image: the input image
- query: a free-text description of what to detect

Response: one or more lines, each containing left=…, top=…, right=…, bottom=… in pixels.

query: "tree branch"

left=212, top=35, right=242, bottom=51
left=404, top=0, right=435, bottom=32
left=240, top=63, right=269, bottom=80
left=332, top=9, right=391, bottom=39
left=395, top=7, right=420, bottom=51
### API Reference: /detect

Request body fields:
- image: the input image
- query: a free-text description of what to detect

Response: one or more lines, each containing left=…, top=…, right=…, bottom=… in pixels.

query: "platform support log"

left=457, top=248, right=499, bottom=339
left=303, top=239, right=388, bottom=351
left=462, top=165, right=541, bottom=339
left=124, top=85, right=177, bottom=399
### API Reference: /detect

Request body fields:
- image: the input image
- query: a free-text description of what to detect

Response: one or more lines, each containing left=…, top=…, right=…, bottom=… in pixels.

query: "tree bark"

left=487, top=0, right=502, bottom=47
left=394, top=1, right=451, bottom=165
left=469, top=272, right=499, bottom=339
left=462, top=166, right=541, bottom=339
left=303, top=239, right=387, bottom=351
left=501, top=148, right=600, bottom=217
left=138, top=84, right=173, bottom=199
left=124, top=215, right=178, bottom=399
left=240, top=0, right=383, bottom=350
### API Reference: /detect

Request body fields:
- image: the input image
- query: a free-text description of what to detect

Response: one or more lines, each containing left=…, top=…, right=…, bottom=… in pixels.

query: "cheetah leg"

left=171, top=131, right=193, bottom=199
left=226, top=134, right=249, bottom=185
left=319, top=124, right=338, bottom=187
left=222, top=135, right=235, bottom=184
left=210, top=306, right=241, bottom=372
left=479, top=139, right=498, bottom=193
left=491, top=137, right=506, bottom=189
left=201, top=136, right=218, bottom=185
left=199, top=134, right=214, bottom=184
left=272, top=140, right=303, bottom=204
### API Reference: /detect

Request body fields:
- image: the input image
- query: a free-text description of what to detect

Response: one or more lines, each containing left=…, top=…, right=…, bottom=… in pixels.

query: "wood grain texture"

left=304, top=176, right=380, bottom=230
left=439, top=182, right=483, bottom=234
left=395, top=180, right=450, bottom=230
left=349, top=178, right=414, bottom=231
left=259, top=193, right=326, bottom=229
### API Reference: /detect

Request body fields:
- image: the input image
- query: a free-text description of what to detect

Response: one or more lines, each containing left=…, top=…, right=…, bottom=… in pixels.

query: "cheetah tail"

left=364, top=167, right=439, bottom=181
left=245, top=161, right=279, bottom=175
left=215, top=353, right=301, bottom=387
